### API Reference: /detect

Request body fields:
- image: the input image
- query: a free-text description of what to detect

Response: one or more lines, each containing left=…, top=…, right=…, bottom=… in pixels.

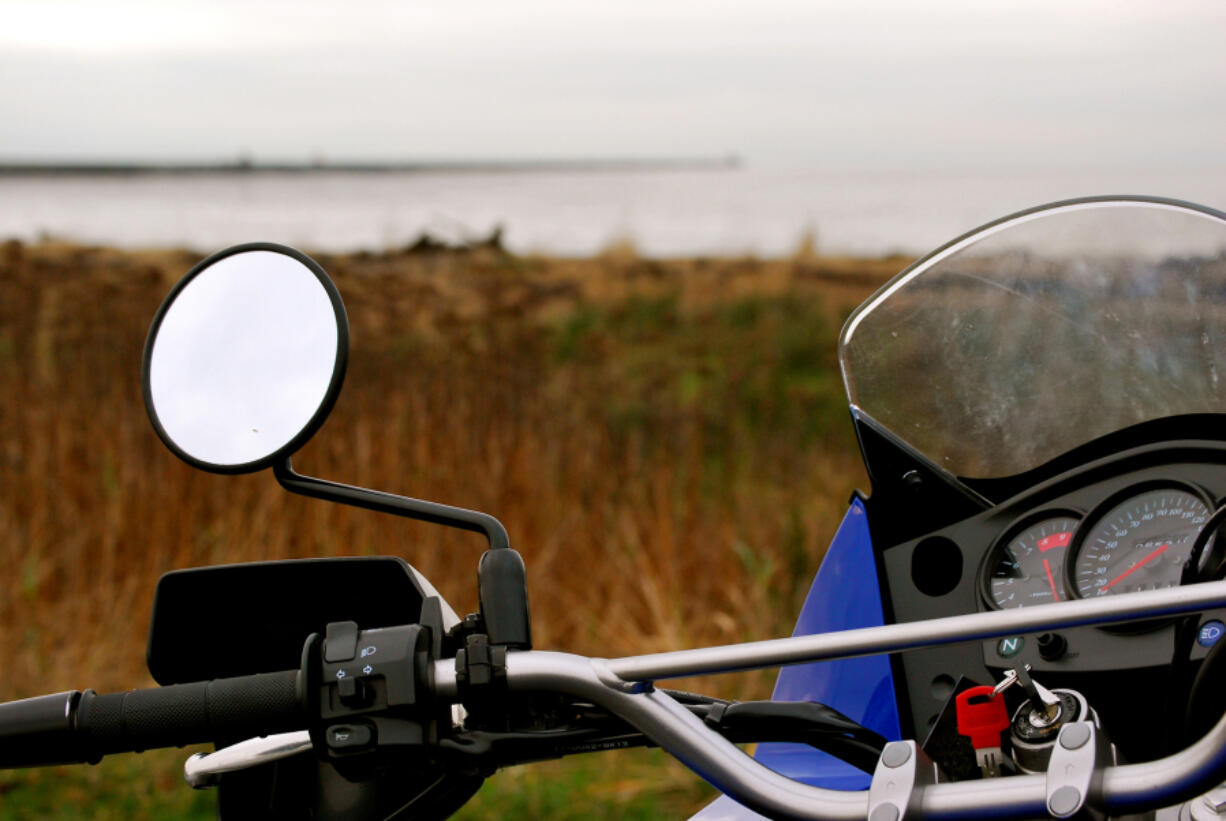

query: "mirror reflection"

left=147, top=248, right=342, bottom=470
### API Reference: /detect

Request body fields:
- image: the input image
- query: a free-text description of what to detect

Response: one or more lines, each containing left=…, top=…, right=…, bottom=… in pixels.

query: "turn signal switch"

left=297, top=598, right=449, bottom=780
left=337, top=674, right=373, bottom=708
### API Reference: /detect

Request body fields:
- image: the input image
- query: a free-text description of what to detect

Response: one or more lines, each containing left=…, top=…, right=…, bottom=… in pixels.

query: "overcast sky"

left=2, top=0, right=1224, bottom=171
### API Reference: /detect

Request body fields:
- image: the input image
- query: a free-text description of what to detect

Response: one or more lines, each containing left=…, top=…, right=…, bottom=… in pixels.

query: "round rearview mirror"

left=142, top=243, right=348, bottom=473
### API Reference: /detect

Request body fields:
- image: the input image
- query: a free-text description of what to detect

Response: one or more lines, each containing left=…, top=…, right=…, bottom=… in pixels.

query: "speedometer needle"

left=1101, top=543, right=1169, bottom=592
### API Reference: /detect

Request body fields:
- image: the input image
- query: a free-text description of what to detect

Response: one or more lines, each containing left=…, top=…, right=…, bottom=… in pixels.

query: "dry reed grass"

left=0, top=238, right=900, bottom=701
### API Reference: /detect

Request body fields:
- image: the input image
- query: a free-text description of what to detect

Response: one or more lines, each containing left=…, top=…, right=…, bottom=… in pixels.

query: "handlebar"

left=0, top=669, right=302, bottom=769
left=434, top=649, right=1226, bottom=820
left=7, top=582, right=1226, bottom=817
left=427, top=581, right=1226, bottom=820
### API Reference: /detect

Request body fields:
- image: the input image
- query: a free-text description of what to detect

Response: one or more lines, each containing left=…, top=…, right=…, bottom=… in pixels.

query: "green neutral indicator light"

left=998, top=636, right=1024, bottom=658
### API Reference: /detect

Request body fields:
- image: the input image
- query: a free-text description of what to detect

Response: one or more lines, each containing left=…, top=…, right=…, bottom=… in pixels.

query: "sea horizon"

left=2, top=163, right=1224, bottom=258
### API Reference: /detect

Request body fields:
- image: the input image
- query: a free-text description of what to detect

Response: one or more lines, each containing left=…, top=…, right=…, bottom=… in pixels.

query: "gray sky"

left=2, top=0, right=1224, bottom=171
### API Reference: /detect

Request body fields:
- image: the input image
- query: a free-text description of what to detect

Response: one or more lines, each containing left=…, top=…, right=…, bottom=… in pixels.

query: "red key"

left=955, top=685, right=1010, bottom=776
left=956, top=685, right=1010, bottom=747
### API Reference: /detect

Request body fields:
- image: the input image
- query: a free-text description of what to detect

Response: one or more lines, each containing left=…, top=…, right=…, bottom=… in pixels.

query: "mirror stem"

left=273, top=458, right=511, bottom=550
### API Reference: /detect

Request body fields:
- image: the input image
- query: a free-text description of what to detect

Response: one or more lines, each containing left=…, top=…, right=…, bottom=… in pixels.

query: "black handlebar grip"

left=79, top=669, right=303, bottom=757
left=0, top=670, right=303, bottom=769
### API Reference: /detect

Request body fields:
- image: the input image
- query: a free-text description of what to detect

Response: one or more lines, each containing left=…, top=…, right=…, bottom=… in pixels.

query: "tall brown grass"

left=0, top=238, right=899, bottom=701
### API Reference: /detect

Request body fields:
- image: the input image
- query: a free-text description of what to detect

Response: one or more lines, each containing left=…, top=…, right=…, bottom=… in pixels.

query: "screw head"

left=1059, top=723, right=1091, bottom=750
left=881, top=742, right=912, bottom=769
left=869, top=803, right=900, bottom=821
left=1048, top=786, right=1082, bottom=817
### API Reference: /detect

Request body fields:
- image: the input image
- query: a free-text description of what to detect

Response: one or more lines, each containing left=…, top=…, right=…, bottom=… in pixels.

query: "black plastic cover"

left=147, top=557, right=426, bottom=685
left=477, top=548, right=532, bottom=649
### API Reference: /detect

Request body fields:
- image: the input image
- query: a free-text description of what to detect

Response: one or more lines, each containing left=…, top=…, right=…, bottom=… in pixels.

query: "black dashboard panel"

left=877, top=441, right=1226, bottom=759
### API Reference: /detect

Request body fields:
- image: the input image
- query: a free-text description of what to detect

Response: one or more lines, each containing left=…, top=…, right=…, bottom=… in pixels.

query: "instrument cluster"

left=982, top=482, right=1219, bottom=612
left=881, top=445, right=1226, bottom=747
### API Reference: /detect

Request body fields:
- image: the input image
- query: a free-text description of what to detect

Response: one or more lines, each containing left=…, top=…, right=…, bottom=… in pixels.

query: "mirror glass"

left=145, top=246, right=347, bottom=472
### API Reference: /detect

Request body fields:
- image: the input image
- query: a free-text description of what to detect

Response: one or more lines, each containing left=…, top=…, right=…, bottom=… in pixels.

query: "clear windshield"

left=839, top=198, right=1226, bottom=479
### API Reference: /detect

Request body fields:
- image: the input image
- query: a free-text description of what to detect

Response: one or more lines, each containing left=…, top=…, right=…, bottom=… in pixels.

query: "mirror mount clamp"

left=273, top=458, right=511, bottom=551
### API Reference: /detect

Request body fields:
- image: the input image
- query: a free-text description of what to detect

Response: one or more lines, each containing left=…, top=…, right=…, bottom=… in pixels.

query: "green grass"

left=0, top=749, right=214, bottom=821
left=544, top=291, right=854, bottom=465
left=0, top=749, right=716, bottom=820
left=456, top=750, right=717, bottom=821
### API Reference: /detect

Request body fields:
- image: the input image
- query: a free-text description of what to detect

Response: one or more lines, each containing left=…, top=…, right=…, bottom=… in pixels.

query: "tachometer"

left=983, top=513, right=1080, bottom=609
left=1069, top=485, right=1212, bottom=598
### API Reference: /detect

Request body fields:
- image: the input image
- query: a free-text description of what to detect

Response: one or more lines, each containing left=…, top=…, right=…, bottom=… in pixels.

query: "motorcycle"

left=4, top=195, right=1226, bottom=819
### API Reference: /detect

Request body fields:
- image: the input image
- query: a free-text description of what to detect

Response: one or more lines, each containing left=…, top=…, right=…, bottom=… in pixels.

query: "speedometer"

left=1069, top=485, right=1212, bottom=598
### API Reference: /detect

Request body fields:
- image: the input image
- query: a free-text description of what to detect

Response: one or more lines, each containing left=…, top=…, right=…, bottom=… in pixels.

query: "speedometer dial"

left=984, top=514, right=1080, bottom=609
left=1070, top=486, right=1211, bottom=598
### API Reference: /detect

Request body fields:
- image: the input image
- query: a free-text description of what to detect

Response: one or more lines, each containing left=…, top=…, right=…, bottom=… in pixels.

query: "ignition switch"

left=993, top=665, right=1095, bottom=773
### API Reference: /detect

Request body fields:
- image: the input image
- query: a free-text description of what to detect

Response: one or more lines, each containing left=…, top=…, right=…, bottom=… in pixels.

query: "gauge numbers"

left=987, top=515, right=1079, bottom=609
left=1071, top=488, right=1210, bottom=598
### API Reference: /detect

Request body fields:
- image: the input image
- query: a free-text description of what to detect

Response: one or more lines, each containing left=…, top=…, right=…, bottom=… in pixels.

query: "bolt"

left=881, top=742, right=912, bottom=769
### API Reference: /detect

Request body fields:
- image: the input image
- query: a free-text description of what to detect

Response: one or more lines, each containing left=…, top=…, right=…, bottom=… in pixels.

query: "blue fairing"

left=691, top=498, right=901, bottom=820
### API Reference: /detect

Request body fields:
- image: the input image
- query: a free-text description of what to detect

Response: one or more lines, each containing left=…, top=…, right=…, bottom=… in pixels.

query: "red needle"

left=1101, top=543, right=1169, bottom=592
left=1042, top=558, right=1060, bottom=601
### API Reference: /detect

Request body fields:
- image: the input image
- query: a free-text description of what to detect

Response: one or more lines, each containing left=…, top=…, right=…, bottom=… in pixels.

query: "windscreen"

left=839, top=198, right=1226, bottom=479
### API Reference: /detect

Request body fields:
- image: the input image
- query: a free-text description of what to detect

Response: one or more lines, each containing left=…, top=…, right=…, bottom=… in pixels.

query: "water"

left=2, top=166, right=1224, bottom=257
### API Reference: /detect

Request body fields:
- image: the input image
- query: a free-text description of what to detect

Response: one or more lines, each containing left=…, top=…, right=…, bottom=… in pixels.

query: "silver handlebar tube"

left=432, top=580, right=1226, bottom=819
left=1102, top=733, right=1226, bottom=816
left=606, top=580, right=1226, bottom=682
left=438, top=650, right=868, bottom=821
